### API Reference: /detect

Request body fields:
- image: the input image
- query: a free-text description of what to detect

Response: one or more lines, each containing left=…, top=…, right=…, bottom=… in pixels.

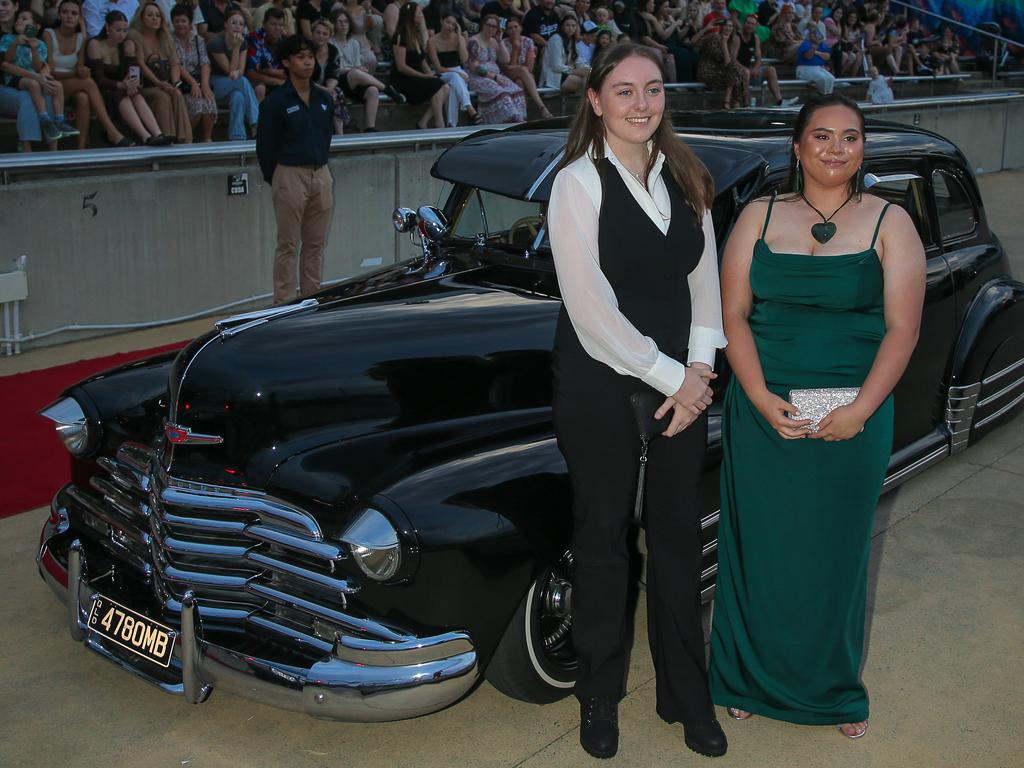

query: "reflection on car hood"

left=166, top=269, right=561, bottom=489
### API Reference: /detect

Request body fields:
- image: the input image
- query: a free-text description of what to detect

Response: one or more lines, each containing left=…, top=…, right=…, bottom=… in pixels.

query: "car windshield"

left=450, top=187, right=548, bottom=252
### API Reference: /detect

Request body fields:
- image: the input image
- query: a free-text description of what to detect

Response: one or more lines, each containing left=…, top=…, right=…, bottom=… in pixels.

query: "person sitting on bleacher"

left=866, top=64, right=893, bottom=104
left=837, top=7, right=864, bottom=77
left=539, top=13, right=588, bottom=91
left=330, top=8, right=398, bottom=131
left=128, top=2, right=193, bottom=142
left=733, top=13, right=798, bottom=106
left=794, top=24, right=833, bottom=94
left=592, top=6, right=622, bottom=39
left=427, top=13, right=483, bottom=125
left=765, top=2, right=800, bottom=64
left=246, top=6, right=287, bottom=101
left=500, top=15, right=553, bottom=119
left=205, top=7, right=259, bottom=138
left=933, top=26, right=959, bottom=75
left=197, top=0, right=247, bottom=42
left=522, top=0, right=559, bottom=61
left=252, top=0, right=296, bottom=37
left=698, top=17, right=748, bottom=108
left=170, top=3, right=218, bottom=142
left=466, top=12, right=524, bottom=123
left=796, top=2, right=823, bottom=41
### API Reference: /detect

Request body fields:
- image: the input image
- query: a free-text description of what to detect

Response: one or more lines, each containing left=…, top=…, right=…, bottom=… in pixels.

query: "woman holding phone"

left=548, top=41, right=728, bottom=760
left=86, top=9, right=171, bottom=145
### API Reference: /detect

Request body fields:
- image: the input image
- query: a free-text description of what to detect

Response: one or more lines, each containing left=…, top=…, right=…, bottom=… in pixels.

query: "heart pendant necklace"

left=801, top=191, right=855, bottom=244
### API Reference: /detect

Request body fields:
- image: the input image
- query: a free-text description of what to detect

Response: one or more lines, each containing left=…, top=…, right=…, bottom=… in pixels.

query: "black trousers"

left=554, top=376, right=713, bottom=726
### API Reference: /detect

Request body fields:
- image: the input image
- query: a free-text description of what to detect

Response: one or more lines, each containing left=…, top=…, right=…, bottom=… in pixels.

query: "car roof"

left=430, top=111, right=965, bottom=202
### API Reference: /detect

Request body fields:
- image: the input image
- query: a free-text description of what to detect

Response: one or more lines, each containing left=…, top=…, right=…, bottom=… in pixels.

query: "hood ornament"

left=164, top=423, right=224, bottom=445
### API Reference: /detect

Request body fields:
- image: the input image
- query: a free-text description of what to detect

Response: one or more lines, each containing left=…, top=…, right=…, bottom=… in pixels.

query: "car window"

left=868, top=176, right=934, bottom=248
left=452, top=188, right=546, bottom=249
left=932, top=169, right=977, bottom=242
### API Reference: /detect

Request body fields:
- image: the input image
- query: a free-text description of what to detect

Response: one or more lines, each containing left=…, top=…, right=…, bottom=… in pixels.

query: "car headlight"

left=338, top=508, right=402, bottom=582
left=39, top=398, right=93, bottom=456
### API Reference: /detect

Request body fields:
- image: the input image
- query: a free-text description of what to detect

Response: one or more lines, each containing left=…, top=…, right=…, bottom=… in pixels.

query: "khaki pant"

left=271, top=164, right=333, bottom=305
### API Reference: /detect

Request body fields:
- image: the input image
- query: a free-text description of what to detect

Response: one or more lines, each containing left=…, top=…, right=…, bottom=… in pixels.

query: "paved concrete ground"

left=1, top=171, right=1022, bottom=767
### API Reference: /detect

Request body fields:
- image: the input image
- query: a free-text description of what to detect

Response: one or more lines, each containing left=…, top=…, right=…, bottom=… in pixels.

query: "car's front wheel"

left=485, top=550, right=577, bottom=703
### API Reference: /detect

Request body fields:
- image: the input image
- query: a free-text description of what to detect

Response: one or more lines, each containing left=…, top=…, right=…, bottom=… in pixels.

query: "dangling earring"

left=855, top=166, right=864, bottom=195
left=795, top=157, right=803, bottom=192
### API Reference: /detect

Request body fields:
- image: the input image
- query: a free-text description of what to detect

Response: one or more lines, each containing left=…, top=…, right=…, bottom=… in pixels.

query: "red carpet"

left=0, top=342, right=186, bottom=519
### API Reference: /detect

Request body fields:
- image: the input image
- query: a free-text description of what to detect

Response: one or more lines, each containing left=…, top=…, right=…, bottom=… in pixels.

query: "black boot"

left=579, top=696, right=619, bottom=759
left=683, top=719, right=728, bottom=758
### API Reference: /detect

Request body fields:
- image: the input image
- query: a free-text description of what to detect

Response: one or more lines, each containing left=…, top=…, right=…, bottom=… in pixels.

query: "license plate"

left=87, top=594, right=176, bottom=668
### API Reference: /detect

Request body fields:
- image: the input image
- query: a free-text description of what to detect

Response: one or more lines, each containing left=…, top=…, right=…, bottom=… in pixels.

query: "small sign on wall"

left=229, top=172, right=249, bottom=196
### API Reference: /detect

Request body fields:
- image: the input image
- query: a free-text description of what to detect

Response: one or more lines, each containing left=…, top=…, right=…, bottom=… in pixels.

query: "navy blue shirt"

left=256, top=78, right=333, bottom=184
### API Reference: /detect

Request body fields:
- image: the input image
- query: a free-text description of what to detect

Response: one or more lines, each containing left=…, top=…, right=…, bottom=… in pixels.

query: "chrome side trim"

left=977, top=372, right=1024, bottom=409
left=975, top=390, right=1024, bottom=429
left=881, top=445, right=950, bottom=491
left=945, top=382, right=982, bottom=455
left=216, top=298, right=319, bottom=340
left=169, top=333, right=220, bottom=423
left=701, top=563, right=718, bottom=582
left=700, top=511, right=719, bottom=530
left=982, top=356, right=1024, bottom=386
left=525, top=150, right=565, bottom=201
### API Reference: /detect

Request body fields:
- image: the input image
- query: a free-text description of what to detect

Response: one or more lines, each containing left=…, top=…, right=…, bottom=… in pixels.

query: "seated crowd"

left=0, top=0, right=975, bottom=151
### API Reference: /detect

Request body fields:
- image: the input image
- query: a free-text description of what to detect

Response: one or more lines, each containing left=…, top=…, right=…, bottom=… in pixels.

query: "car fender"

left=948, top=278, right=1024, bottom=448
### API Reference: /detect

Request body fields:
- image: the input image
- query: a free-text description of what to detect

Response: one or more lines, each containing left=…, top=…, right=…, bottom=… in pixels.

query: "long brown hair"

left=560, top=42, right=714, bottom=215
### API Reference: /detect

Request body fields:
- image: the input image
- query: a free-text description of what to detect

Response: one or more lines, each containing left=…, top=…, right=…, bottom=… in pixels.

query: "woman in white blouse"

left=547, top=42, right=728, bottom=761
left=539, top=14, right=589, bottom=92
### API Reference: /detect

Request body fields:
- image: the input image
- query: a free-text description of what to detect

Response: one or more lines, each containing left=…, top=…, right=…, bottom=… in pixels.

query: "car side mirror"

left=417, top=206, right=451, bottom=244
left=393, top=207, right=418, bottom=233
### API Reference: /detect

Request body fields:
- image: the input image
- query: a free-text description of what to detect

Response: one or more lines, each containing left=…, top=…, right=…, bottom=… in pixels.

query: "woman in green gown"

left=709, top=94, right=926, bottom=739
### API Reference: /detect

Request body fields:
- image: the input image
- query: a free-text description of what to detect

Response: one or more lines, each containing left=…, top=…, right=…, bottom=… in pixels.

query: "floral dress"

left=173, top=33, right=218, bottom=117
left=698, top=33, right=748, bottom=105
left=466, top=38, right=526, bottom=124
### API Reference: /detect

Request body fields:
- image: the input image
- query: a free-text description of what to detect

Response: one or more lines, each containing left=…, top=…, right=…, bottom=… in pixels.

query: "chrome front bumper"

left=37, top=506, right=479, bottom=722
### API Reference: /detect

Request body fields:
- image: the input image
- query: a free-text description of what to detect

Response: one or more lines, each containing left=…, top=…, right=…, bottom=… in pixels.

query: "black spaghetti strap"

left=869, top=203, right=892, bottom=250
left=760, top=193, right=777, bottom=240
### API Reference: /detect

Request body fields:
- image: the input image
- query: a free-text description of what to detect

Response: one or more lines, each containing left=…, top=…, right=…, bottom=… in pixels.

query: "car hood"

left=165, top=266, right=561, bottom=491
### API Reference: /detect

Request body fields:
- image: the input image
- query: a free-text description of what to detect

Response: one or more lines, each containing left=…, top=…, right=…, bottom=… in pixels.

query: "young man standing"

left=257, top=34, right=334, bottom=306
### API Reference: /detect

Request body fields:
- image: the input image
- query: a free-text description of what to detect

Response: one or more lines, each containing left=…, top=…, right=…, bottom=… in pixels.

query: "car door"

left=867, top=161, right=957, bottom=455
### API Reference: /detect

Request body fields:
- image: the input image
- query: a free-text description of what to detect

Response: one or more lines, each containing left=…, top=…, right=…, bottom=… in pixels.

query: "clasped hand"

left=756, top=392, right=867, bottom=442
left=654, top=363, right=717, bottom=438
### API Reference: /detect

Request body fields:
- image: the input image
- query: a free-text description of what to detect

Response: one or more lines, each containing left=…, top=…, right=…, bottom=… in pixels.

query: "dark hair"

left=57, top=0, right=82, bottom=14
left=277, top=32, right=314, bottom=60
left=557, top=13, right=578, bottom=63
left=223, top=7, right=246, bottom=26
left=787, top=93, right=866, bottom=197
left=330, top=7, right=354, bottom=36
left=560, top=42, right=714, bottom=215
left=394, top=2, right=422, bottom=51
left=264, top=6, right=285, bottom=22
left=18, top=7, right=43, bottom=26
left=98, top=9, right=127, bottom=37
left=170, top=3, right=192, bottom=20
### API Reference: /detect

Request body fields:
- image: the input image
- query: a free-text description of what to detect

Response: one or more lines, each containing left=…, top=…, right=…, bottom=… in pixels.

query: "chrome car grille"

left=72, top=443, right=407, bottom=653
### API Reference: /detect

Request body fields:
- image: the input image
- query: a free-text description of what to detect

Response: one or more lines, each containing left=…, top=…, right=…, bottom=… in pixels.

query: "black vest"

left=553, top=158, right=705, bottom=389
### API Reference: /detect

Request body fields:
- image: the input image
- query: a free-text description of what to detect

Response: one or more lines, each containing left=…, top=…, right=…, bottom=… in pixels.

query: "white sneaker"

left=780, top=97, right=801, bottom=106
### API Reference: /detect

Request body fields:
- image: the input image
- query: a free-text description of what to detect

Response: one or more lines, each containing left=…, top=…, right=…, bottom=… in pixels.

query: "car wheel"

left=485, top=550, right=577, bottom=703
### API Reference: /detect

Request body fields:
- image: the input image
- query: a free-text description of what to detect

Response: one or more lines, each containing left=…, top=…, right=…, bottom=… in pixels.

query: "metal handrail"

left=889, top=0, right=1020, bottom=86
left=0, top=126, right=486, bottom=178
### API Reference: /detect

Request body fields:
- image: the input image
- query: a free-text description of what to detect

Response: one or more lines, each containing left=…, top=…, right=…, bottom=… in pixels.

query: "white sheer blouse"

left=547, top=142, right=728, bottom=397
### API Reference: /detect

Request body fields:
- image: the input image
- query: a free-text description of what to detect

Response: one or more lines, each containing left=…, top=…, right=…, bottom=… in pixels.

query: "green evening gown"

left=709, top=196, right=894, bottom=725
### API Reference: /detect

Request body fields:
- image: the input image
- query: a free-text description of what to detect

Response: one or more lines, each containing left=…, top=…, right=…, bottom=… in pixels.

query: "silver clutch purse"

left=789, top=387, right=860, bottom=431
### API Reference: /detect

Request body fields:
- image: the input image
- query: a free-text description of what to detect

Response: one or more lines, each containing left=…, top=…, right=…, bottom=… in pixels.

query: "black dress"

left=389, top=45, right=444, bottom=104
left=552, top=159, right=715, bottom=726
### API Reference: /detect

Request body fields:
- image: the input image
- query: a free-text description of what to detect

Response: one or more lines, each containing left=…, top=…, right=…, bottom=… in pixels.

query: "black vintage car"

left=37, top=113, right=1024, bottom=722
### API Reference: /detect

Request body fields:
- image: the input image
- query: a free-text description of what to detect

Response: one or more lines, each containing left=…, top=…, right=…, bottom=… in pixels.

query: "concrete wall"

left=1, top=97, right=1021, bottom=351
